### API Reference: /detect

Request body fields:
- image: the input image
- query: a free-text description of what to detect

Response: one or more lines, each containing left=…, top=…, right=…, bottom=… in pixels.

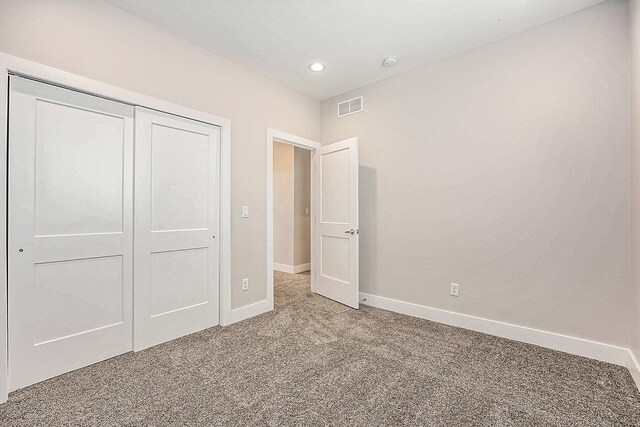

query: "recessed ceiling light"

left=308, top=62, right=325, bottom=72
left=383, top=56, right=398, bottom=67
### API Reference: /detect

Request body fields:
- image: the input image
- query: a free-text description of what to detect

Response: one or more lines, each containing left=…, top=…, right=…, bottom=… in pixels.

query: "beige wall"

left=294, top=148, right=311, bottom=267
left=0, top=0, right=634, bottom=348
left=273, top=143, right=295, bottom=266
left=273, top=143, right=311, bottom=268
left=321, top=0, right=631, bottom=347
left=0, top=0, right=321, bottom=309
left=631, top=0, right=640, bottom=361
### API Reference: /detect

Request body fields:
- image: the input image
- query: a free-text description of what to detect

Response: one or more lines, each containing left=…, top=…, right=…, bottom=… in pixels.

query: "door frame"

left=0, top=52, right=232, bottom=403
left=266, top=129, right=321, bottom=307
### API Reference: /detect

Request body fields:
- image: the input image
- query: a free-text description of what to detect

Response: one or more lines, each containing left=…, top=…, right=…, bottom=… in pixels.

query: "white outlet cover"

left=450, top=283, right=460, bottom=297
left=242, top=278, right=249, bottom=291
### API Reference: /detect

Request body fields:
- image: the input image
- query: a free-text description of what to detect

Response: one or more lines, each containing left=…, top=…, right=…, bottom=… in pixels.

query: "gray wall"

left=631, top=0, right=640, bottom=361
left=321, top=0, right=631, bottom=347
left=0, top=0, right=634, bottom=349
left=0, top=0, right=321, bottom=309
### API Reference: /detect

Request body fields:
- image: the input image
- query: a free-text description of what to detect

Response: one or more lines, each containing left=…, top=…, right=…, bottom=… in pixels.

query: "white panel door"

left=8, top=76, right=134, bottom=391
left=134, top=107, right=220, bottom=351
left=315, top=137, right=359, bottom=308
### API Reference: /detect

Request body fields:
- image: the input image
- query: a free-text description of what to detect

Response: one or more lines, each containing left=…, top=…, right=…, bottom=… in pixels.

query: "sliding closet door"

left=134, top=108, right=220, bottom=351
left=8, top=76, right=134, bottom=391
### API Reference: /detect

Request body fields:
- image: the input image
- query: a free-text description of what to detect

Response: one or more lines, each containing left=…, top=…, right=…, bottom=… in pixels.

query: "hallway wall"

left=273, top=143, right=311, bottom=271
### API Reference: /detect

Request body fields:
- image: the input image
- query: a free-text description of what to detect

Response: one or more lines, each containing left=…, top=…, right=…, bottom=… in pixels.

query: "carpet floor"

left=0, top=271, right=639, bottom=426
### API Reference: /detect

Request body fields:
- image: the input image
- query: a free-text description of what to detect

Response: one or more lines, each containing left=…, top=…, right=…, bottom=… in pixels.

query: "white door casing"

left=315, top=137, right=359, bottom=308
left=8, top=76, right=134, bottom=391
left=134, top=107, right=221, bottom=351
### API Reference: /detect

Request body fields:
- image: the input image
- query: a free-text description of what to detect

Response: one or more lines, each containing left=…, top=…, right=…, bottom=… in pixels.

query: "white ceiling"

left=105, top=0, right=606, bottom=100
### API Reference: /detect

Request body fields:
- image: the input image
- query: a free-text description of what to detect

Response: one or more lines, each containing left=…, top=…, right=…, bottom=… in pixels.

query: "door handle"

left=344, top=229, right=355, bottom=235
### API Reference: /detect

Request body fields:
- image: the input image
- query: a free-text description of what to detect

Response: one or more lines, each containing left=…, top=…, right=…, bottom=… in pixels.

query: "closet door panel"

left=134, top=107, right=220, bottom=351
left=8, top=76, right=134, bottom=391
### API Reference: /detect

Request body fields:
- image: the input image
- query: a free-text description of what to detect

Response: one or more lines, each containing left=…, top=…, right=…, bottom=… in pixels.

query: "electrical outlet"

left=242, top=278, right=249, bottom=291
left=450, top=283, right=460, bottom=297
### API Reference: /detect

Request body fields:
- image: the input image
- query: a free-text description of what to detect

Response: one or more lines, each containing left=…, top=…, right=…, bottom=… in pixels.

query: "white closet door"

left=8, top=76, right=134, bottom=391
left=134, top=107, right=220, bottom=351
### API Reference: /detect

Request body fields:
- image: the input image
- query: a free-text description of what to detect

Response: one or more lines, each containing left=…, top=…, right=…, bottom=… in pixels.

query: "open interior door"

left=314, top=137, right=359, bottom=308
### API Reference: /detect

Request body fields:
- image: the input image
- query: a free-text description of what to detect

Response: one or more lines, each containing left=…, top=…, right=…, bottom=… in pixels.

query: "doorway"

left=266, top=130, right=320, bottom=307
left=266, top=129, right=360, bottom=310
left=272, top=139, right=312, bottom=306
left=273, top=141, right=312, bottom=275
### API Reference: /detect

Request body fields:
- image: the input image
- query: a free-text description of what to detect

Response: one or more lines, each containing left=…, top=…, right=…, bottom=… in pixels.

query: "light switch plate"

left=242, top=206, right=249, bottom=218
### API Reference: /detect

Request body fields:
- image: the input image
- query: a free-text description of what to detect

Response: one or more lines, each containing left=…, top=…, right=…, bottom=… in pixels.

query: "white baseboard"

left=226, top=292, right=639, bottom=391
left=273, top=263, right=293, bottom=273
left=628, top=350, right=640, bottom=391
left=273, top=263, right=310, bottom=274
left=360, top=292, right=631, bottom=369
left=229, top=299, right=273, bottom=325
left=293, top=263, right=311, bottom=273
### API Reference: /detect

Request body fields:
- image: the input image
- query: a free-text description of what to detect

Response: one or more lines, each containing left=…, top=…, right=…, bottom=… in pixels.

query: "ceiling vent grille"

left=338, top=96, right=363, bottom=117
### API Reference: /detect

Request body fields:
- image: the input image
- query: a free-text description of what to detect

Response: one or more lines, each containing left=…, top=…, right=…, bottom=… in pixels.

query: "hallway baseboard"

left=273, top=263, right=310, bottom=274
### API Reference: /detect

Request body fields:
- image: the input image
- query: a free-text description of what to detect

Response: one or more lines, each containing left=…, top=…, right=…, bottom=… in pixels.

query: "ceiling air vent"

left=338, top=96, right=363, bottom=117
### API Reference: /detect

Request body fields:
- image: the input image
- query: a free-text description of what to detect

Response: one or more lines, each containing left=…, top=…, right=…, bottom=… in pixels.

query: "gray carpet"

left=1, top=271, right=639, bottom=426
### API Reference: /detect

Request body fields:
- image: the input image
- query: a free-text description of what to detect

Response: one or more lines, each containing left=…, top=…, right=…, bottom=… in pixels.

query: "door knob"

left=344, top=229, right=355, bottom=235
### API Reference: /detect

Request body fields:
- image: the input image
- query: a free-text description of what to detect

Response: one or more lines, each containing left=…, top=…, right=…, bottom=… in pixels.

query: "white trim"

left=628, top=350, right=640, bottom=391
left=219, top=112, right=232, bottom=327
left=229, top=299, right=272, bottom=324
left=266, top=128, right=321, bottom=317
left=360, top=292, right=632, bottom=368
left=0, top=56, right=8, bottom=405
left=273, top=263, right=311, bottom=274
left=294, top=263, right=311, bottom=273
left=273, top=263, right=293, bottom=274
left=0, top=52, right=232, bottom=401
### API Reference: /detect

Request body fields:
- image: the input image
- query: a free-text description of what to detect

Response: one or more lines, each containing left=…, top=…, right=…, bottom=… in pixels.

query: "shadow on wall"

left=359, top=165, right=377, bottom=295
